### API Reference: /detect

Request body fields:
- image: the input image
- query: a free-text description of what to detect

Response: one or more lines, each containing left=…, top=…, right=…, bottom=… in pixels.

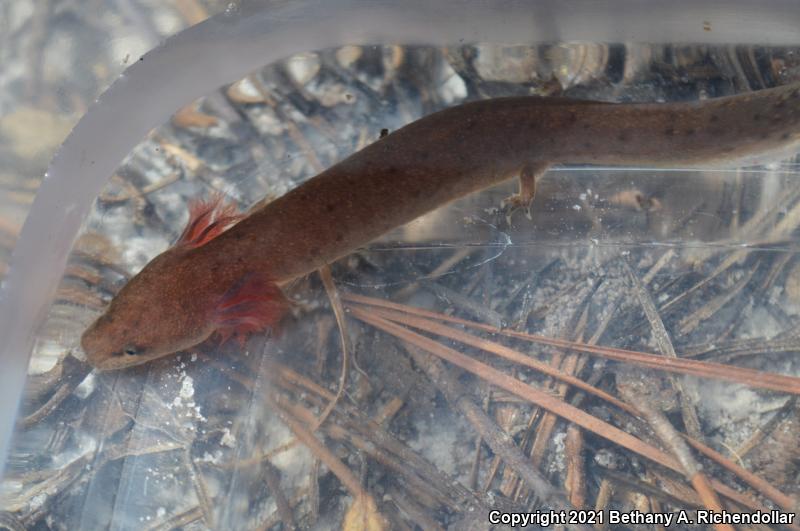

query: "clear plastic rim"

left=1, top=0, right=800, bottom=477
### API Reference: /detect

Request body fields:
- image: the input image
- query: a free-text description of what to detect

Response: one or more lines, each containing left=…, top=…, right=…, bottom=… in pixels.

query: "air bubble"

left=224, top=2, right=240, bottom=15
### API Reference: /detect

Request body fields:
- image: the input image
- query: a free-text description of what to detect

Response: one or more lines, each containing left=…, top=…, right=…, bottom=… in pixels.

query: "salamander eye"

left=122, top=345, right=143, bottom=356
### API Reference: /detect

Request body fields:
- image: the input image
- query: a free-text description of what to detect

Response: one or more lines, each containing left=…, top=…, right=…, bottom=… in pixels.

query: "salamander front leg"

left=501, top=162, right=550, bottom=221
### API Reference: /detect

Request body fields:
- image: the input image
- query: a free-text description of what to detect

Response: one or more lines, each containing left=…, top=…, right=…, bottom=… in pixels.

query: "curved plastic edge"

left=1, top=0, right=799, bottom=477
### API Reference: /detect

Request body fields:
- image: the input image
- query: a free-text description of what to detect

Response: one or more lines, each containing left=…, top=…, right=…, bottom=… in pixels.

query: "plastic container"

left=3, top=1, right=800, bottom=528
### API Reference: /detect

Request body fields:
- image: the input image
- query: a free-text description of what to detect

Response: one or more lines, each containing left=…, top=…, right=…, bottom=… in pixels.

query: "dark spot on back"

left=753, top=113, right=762, bottom=121
left=583, top=142, right=592, bottom=149
left=664, top=127, right=675, bottom=136
left=781, top=132, right=791, bottom=140
left=326, top=203, right=336, bottom=212
left=709, top=114, right=719, bottom=122
left=685, top=128, right=696, bottom=136
left=617, top=131, right=630, bottom=142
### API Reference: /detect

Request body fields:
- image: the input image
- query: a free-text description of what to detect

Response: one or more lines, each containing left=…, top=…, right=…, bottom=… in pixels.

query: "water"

left=4, top=41, right=800, bottom=529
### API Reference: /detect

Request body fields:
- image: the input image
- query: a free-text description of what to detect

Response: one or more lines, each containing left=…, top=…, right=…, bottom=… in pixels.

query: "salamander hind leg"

left=501, top=162, right=550, bottom=222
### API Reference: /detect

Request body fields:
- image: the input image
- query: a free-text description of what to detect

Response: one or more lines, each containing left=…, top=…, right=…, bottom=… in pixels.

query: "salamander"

left=81, top=82, right=800, bottom=370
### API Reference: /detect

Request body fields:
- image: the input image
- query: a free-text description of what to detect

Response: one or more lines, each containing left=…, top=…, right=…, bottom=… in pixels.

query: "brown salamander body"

left=82, top=83, right=800, bottom=370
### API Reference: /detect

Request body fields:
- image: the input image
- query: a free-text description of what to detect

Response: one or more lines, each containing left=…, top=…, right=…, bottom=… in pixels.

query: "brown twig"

left=349, top=308, right=680, bottom=468
left=623, top=260, right=703, bottom=440
left=738, top=396, right=798, bottom=458
left=529, top=299, right=593, bottom=475
left=386, top=485, right=445, bottom=531
left=263, top=460, right=297, bottom=531
left=564, top=425, right=586, bottom=509
left=269, top=395, right=365, bottom=498
left=172, top=102, right=219, bottom=129
left=270, top=377, right=520, bottom=518
left=21, top=353, right=92, bottom=427
left=618, top=385, right=733, bottom=531
left=392, top=247, right=474, bottom=300
left=343, top=293, right=800, bottom=394
left=682, top=432, right=797, bottom=512
left=348, top=306, right=793, bottom=513
left=344, top=293, right=800, bottom=510
left=676, top=265, right=755, bottom=335
left=185, top=450, right=214, bottom=529
left=311, top=265, right=350, bottom=430
left=359, top=305, right=634, bottom=414
left=423, top=280, right=506, bottom=329
left=0, top=511, right=27, bottom=531
left=247, top=74, right=325, bottom=172
left=593, top=479, right=613, bottom=531
left=598, top=468, right=699, bottom=509
left=403, top=344, right=588, bottom=529
left=98, top=171, right=180, bottom=205
left=254, top=488, right=313, bottom=531
left=147, top=506, right=204, bottom=531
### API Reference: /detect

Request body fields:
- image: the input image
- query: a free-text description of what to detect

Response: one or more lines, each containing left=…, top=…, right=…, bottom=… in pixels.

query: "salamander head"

left=81, top=194, right=289, bottom=371
left=81, top=249, right=215, bottom=370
